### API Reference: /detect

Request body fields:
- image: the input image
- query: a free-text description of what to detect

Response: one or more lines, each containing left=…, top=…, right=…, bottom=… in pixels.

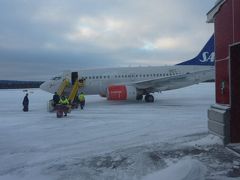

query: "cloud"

left=141, top=35, right=199, bottom=53
left=0, top=0, right=215, bottom=80
left=142, top=37, right=182, bottom=51
left=64, top=16, right=139, bottom=52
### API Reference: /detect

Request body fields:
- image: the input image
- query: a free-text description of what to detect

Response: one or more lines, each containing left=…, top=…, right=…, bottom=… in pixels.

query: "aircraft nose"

left=40, top=81, right=49, bottom=92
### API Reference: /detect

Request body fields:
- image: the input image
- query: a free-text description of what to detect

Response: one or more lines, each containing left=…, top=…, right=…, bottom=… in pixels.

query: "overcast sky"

left=0, top=0, right=216, bottom=81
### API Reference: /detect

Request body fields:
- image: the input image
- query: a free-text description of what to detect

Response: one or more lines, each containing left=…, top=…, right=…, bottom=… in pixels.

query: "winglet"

left=176, top=35, right=215, bottom=66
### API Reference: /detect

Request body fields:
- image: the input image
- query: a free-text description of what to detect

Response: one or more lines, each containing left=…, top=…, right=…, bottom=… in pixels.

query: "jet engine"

left=107, top=85, right=137, bottom=100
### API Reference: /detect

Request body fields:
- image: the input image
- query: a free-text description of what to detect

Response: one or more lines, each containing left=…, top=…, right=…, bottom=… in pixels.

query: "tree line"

left=0, top=80, right=44, bottom=89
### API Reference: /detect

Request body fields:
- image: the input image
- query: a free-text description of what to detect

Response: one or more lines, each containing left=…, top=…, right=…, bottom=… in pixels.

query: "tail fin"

left=176, top=35, right=215, bottom=66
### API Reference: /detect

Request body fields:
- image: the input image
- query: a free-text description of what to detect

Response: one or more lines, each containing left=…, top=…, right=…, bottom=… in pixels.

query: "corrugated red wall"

left=214, top=0, right=240, bottom=104
left=214, top=0, right=240, bottom=143
left=233, top=0, right=240, bottom=42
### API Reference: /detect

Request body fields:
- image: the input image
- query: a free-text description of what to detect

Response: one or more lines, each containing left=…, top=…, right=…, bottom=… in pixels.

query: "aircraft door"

left=71, top=72, right=78, bottom=85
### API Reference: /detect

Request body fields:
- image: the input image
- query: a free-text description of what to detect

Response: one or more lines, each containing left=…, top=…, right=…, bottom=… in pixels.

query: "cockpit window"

left=51, top=76, right=61, bottom=80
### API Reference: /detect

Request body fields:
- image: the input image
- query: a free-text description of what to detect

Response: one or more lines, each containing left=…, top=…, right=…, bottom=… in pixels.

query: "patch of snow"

left=183, top=134, right=223, bottom=147
left=143, top=158, right=206, bottom=180
left=0, top=83, right=239, bottom=179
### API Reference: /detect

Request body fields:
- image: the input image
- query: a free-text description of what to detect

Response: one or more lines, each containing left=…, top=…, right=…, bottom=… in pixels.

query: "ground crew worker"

left=59, top=96, right=69, bottom=116
left=22, top=93, right=29, bottom=112
left=78, top=92, right=85, bottom=110
left=53, top=92, right=60, bottom=107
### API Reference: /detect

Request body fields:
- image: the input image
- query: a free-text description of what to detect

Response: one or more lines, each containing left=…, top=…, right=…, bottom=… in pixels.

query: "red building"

left=207, top=0, right=240, bottom=143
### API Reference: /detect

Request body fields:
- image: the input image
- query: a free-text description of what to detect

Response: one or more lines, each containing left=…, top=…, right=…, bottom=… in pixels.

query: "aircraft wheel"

left=145, top=94, right=154, bottom=103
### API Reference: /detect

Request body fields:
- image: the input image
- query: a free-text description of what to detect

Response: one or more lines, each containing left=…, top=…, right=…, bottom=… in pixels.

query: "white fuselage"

left=40, top=65, right=215, bottom=97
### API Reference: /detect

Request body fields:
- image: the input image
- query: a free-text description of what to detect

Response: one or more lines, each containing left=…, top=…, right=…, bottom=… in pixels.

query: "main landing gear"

left=136, top=94, right=154, bottom=102
left=145, top=94, right=154, bottom=103
left=136, top=95, right=143, bottom=101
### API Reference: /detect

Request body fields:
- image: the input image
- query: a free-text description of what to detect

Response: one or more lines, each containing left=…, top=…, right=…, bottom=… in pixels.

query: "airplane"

left=40, top=35, right=215, bottom=103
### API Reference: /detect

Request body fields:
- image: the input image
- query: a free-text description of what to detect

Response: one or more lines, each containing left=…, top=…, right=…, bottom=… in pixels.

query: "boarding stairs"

left=57, top=79, right=70, bottom=96
left=47, top=78, right=85, bottom=112
left=68, top=79, right=85, bottom=104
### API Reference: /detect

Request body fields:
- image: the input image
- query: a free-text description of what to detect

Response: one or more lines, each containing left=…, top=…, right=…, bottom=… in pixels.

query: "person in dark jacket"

left=22, top=93, right=29, bottom=112
left=53, top=92, right=60, bottom=107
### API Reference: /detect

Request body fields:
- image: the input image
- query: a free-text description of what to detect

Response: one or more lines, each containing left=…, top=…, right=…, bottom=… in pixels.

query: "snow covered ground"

left=0, top=83, right=240, bottom=180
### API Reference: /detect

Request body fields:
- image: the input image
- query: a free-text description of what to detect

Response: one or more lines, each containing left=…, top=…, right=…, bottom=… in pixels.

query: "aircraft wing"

left=126, top=69, right=213, bottom=92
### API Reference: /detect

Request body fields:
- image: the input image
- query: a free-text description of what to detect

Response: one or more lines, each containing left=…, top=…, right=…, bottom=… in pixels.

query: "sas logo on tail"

left=199, top=52, right=215, bottom=63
